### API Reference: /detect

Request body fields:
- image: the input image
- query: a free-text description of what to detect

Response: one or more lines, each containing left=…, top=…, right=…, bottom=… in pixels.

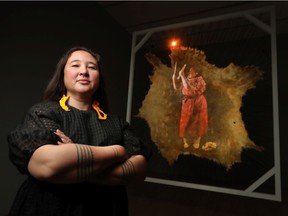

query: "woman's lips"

left=77, top=79, right=90, bottom=84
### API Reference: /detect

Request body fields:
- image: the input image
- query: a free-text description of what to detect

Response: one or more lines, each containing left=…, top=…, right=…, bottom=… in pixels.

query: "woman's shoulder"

left=105, top=113, right=129, bottom=128
left=28, top=101, right=61, bottom=115
left=106, top=113, right=123, bottom=121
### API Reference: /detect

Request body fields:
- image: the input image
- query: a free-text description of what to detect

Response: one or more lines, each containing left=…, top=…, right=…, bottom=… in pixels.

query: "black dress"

left=7, top=101, right=150, bottom=216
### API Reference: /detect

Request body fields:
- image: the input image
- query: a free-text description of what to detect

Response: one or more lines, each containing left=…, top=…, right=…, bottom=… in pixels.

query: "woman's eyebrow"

left=70, top=59, right=80, bottom=63
left=69, top=59, right=97, bottom=65
left=87, top=61, right=97, bottom=65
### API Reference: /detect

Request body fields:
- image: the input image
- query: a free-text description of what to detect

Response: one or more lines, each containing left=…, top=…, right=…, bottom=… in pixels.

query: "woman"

left=7, top=46, right=151, bottom=215
left=172, top=63, right=208, bottom=149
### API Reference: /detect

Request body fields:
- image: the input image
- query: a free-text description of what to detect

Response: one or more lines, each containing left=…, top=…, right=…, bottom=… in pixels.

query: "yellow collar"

left=59, top=95, right=107, bottom=120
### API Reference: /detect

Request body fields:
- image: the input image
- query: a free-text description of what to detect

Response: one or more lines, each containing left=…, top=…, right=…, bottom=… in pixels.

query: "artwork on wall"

left=126, top=6, right=281, bottom=201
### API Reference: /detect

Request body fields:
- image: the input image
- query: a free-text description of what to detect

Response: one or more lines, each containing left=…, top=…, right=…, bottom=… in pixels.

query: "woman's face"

left=64, top=50, right=100, bottom=98
left=188, top=68, right=197, bottom=79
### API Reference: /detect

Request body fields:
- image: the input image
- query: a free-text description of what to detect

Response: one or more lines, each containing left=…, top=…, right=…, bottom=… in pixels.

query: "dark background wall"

left=0, top=1, right=287, bottom=216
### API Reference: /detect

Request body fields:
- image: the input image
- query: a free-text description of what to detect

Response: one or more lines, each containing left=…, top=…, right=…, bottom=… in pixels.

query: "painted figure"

left=172, top=63, right=208, bottom=149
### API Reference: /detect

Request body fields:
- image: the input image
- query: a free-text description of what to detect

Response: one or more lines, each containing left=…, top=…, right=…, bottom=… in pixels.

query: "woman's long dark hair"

left=42, top=46, right=108, bottom=111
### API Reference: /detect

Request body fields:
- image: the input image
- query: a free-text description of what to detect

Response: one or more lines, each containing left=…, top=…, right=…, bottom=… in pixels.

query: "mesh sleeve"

left=7, top=102, right=61, bottom=174
left=120, top=118, right=152, bottom=160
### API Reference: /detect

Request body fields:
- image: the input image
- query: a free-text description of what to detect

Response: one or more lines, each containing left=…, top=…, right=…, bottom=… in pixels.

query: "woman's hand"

left=89, top=154, right=147, bottom=185
left=179, top=64, right=186, bottom=78
left=54, top=129, right=73, bottom=144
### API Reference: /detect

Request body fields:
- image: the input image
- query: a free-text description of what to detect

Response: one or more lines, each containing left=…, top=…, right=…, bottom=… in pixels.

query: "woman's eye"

left=88, top=66, right=96, bottom=70
left=71, top=64, right=79, bottom=68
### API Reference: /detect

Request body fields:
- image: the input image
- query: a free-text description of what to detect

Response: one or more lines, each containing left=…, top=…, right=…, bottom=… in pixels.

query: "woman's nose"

left=79, top=66, right=88, bottom=76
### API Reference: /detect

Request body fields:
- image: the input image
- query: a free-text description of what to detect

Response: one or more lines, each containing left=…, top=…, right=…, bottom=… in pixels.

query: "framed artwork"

left=126, top=6, right=281, bottom=201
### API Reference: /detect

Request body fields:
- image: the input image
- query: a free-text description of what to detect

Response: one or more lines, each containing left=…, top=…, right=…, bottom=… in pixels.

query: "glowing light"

left=171, top=41, right=177, bottom=46
left=169, top=38, right=181, bottom=50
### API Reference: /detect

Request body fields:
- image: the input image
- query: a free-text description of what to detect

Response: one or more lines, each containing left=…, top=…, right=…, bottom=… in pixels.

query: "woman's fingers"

left=54, top=129, right=73, bottom=144
left=179, top=64, right=185, bottom=76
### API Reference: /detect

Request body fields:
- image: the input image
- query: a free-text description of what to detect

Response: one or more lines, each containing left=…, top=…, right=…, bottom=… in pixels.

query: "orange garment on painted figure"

left=179, top=75, right=208, bottom=138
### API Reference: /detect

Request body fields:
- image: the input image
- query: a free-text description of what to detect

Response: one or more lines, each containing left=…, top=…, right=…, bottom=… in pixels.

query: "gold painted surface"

left=137, top=47, right=264, bottom=169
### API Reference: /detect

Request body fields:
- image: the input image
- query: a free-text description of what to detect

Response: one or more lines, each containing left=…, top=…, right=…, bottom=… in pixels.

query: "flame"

left=169, top=38, right=181, bottom=50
